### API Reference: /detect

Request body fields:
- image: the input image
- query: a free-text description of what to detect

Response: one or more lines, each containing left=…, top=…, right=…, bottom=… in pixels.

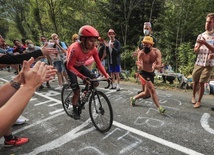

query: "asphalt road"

left=0, top=70, right=214, bottom=155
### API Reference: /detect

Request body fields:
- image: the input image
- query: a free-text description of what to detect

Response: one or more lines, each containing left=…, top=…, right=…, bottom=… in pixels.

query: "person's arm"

left=56, top=44, right=67, bottom=54
left=194, top=34, right=203, bottom=53
left=93, top=51, right=109, bottom=78
left=112, top=40, right=121, bottom=54
left=101, top=46, right=107, bottom=61
left=0, top=74, right=22, bottom=106
left=136, top=51, right=143, bottom=71
left=0, top=43, right=57, bottom=64
left=196, top=38, right=214, bottom=53
left=0, top=50, right=43, bottom=64
left=0, top=58, right=57, bottom=138
left=153, top=49, right=162, bottom=70
left=55, top=41, right=67, bottom=54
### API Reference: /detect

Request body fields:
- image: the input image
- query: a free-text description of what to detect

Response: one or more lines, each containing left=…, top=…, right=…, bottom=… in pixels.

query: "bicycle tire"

left=61, top=84, right=73, bottom=117
left=89, top=91, right=113, bottom=133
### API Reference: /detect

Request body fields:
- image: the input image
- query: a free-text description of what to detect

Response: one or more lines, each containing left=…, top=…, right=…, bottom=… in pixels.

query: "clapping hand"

left=196, top=37, right=206, bottom=46
left=20, top=58, right=57, bottom=90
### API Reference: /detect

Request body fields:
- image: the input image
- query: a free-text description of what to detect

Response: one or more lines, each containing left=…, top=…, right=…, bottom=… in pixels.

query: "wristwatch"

left=10, top=80, right=21, bottom=90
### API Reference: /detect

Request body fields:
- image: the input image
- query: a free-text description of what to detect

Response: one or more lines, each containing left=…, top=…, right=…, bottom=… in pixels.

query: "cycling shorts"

left=66, top=65, right=97, bottom=91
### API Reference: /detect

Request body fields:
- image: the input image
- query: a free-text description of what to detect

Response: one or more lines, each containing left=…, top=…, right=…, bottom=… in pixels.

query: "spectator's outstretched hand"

left=41, top=43, right=57, bottom=56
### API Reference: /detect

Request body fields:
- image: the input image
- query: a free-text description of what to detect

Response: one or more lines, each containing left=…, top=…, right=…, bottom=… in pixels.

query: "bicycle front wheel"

left=61, top=84, right=73, bottom=118
left=89, top=91, right=113, bottom=133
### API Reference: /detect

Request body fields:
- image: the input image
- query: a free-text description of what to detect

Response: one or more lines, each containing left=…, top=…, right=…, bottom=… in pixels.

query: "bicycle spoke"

left=61, top=84, right=74, bottom=117
left=89, top=91, right=113, bottom=133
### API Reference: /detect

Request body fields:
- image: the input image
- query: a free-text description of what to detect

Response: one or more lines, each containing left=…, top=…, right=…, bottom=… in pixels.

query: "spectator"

left=40, top=35, right=52, bottom=88
left=0, top=34, right=57, bottom=64
left=97, top=37, right=107, bottom=79
left=133, top=22, right=157, bottom=95
left=191, top=13, right=214, bottom=108
left=0, top=58, right=57, bottom=146
left=132, top=22, right=157, bottom=58
left=106, top=29, right=121, bottom=91
left=13, top=39, right=26, bottom=54
left=161, top=63, right=175, bottom=84
left=25, top=39, right=41, bottom=53
left=51, top=33, right=68, bottom=90
left=71, top=33, right=79, bottom=43
left=130, top=36, right=165, bottom=114
left=40, top=36, right=47, bottom=46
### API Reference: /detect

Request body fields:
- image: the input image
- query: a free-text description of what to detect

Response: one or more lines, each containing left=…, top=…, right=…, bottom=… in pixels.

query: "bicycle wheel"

left=61, top=84, right=73, bottom=117
left=89, top=91, right=113, bottom=133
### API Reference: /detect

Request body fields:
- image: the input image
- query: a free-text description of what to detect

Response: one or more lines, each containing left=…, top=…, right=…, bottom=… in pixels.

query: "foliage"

left=0, top=0, right=213, bottom=72
left=177, top=42, right=196, bottom=76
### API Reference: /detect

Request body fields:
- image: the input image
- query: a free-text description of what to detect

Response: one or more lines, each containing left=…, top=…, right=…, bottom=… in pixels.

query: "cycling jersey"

left=66, top=42, right=108, bottom=79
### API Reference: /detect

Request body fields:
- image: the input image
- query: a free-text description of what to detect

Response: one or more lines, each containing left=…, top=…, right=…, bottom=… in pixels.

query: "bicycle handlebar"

left=89, top=78, right=112, bottom=89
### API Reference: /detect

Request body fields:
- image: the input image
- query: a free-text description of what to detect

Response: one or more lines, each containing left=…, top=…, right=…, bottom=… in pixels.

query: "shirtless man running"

left=130, top=36, right=165, bottom=114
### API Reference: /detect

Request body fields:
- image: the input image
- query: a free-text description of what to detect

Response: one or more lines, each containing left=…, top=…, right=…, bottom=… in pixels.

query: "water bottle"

left=82, top=90, right=91, bottom=103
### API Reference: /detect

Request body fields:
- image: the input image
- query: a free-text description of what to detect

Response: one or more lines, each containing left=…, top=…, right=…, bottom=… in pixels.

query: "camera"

left=47, top=42, right=55, bottom=48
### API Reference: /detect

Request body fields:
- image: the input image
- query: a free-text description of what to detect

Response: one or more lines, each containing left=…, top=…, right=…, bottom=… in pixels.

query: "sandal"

left=194, top=102, right=201, bottom=108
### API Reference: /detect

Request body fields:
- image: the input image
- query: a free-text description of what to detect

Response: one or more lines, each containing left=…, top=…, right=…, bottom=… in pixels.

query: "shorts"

left=192, top=65, right=212, bottom=83
left=140, top=70, right=155, bottom=83
left=108, top=64, right=121, bottom=73
left=54, top=61, right=65, bottom=73
left=66, top=65, right=97, bottom=91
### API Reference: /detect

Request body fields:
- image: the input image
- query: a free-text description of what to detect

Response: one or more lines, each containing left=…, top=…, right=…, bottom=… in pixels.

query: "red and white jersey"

left=66, top=42, right=108, bottom=79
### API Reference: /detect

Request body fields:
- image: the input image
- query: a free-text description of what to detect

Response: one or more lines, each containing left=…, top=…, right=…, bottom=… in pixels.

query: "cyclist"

left=66, top=25, right=110, bottom=120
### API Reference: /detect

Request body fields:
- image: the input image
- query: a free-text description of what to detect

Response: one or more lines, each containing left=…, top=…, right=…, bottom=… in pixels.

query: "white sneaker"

left=63, top=81, right=68, bottom=85
left=14, top=117, right=26, bottom=125
left=54, top=85, right=63, bottom=90
left=116, top=85, right=120, bottom=91
left=97, top=76, right=105, bottom=80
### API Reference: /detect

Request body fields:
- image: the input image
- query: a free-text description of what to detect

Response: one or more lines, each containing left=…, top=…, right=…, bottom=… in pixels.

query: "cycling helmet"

left=78, top=25, right=99, bottom=38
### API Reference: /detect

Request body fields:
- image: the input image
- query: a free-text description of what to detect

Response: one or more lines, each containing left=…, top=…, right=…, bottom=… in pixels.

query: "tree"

left=155, top=0, right=212, bottom=72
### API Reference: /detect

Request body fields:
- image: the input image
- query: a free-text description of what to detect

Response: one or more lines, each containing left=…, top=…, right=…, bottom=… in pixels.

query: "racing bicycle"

left=61, top=78, right=113, bottom=133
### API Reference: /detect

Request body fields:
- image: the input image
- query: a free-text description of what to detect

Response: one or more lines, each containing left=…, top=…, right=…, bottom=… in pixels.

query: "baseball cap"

left=108, top=29, right=116, bottom=35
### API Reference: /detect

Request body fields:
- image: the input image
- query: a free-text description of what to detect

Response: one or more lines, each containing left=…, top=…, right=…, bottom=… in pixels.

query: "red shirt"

left=66, top=42, right=108, bottom=79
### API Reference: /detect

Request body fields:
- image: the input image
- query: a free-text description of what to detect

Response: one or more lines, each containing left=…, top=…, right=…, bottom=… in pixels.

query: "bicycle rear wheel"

left=61, top=84, right=73, bottom=117
left=89, top=91, right=113, bottom=133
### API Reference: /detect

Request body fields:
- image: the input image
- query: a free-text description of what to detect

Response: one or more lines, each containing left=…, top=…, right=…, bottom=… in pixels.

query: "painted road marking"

left=113, top=121, right=203, bottom=155
left=31, top=90, right=204, bottom=155
left=0, top=78, right=204, bottom=154
left=24, top=120, right=94, bottom=155
left=201, top=113, right=214, bottom=134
